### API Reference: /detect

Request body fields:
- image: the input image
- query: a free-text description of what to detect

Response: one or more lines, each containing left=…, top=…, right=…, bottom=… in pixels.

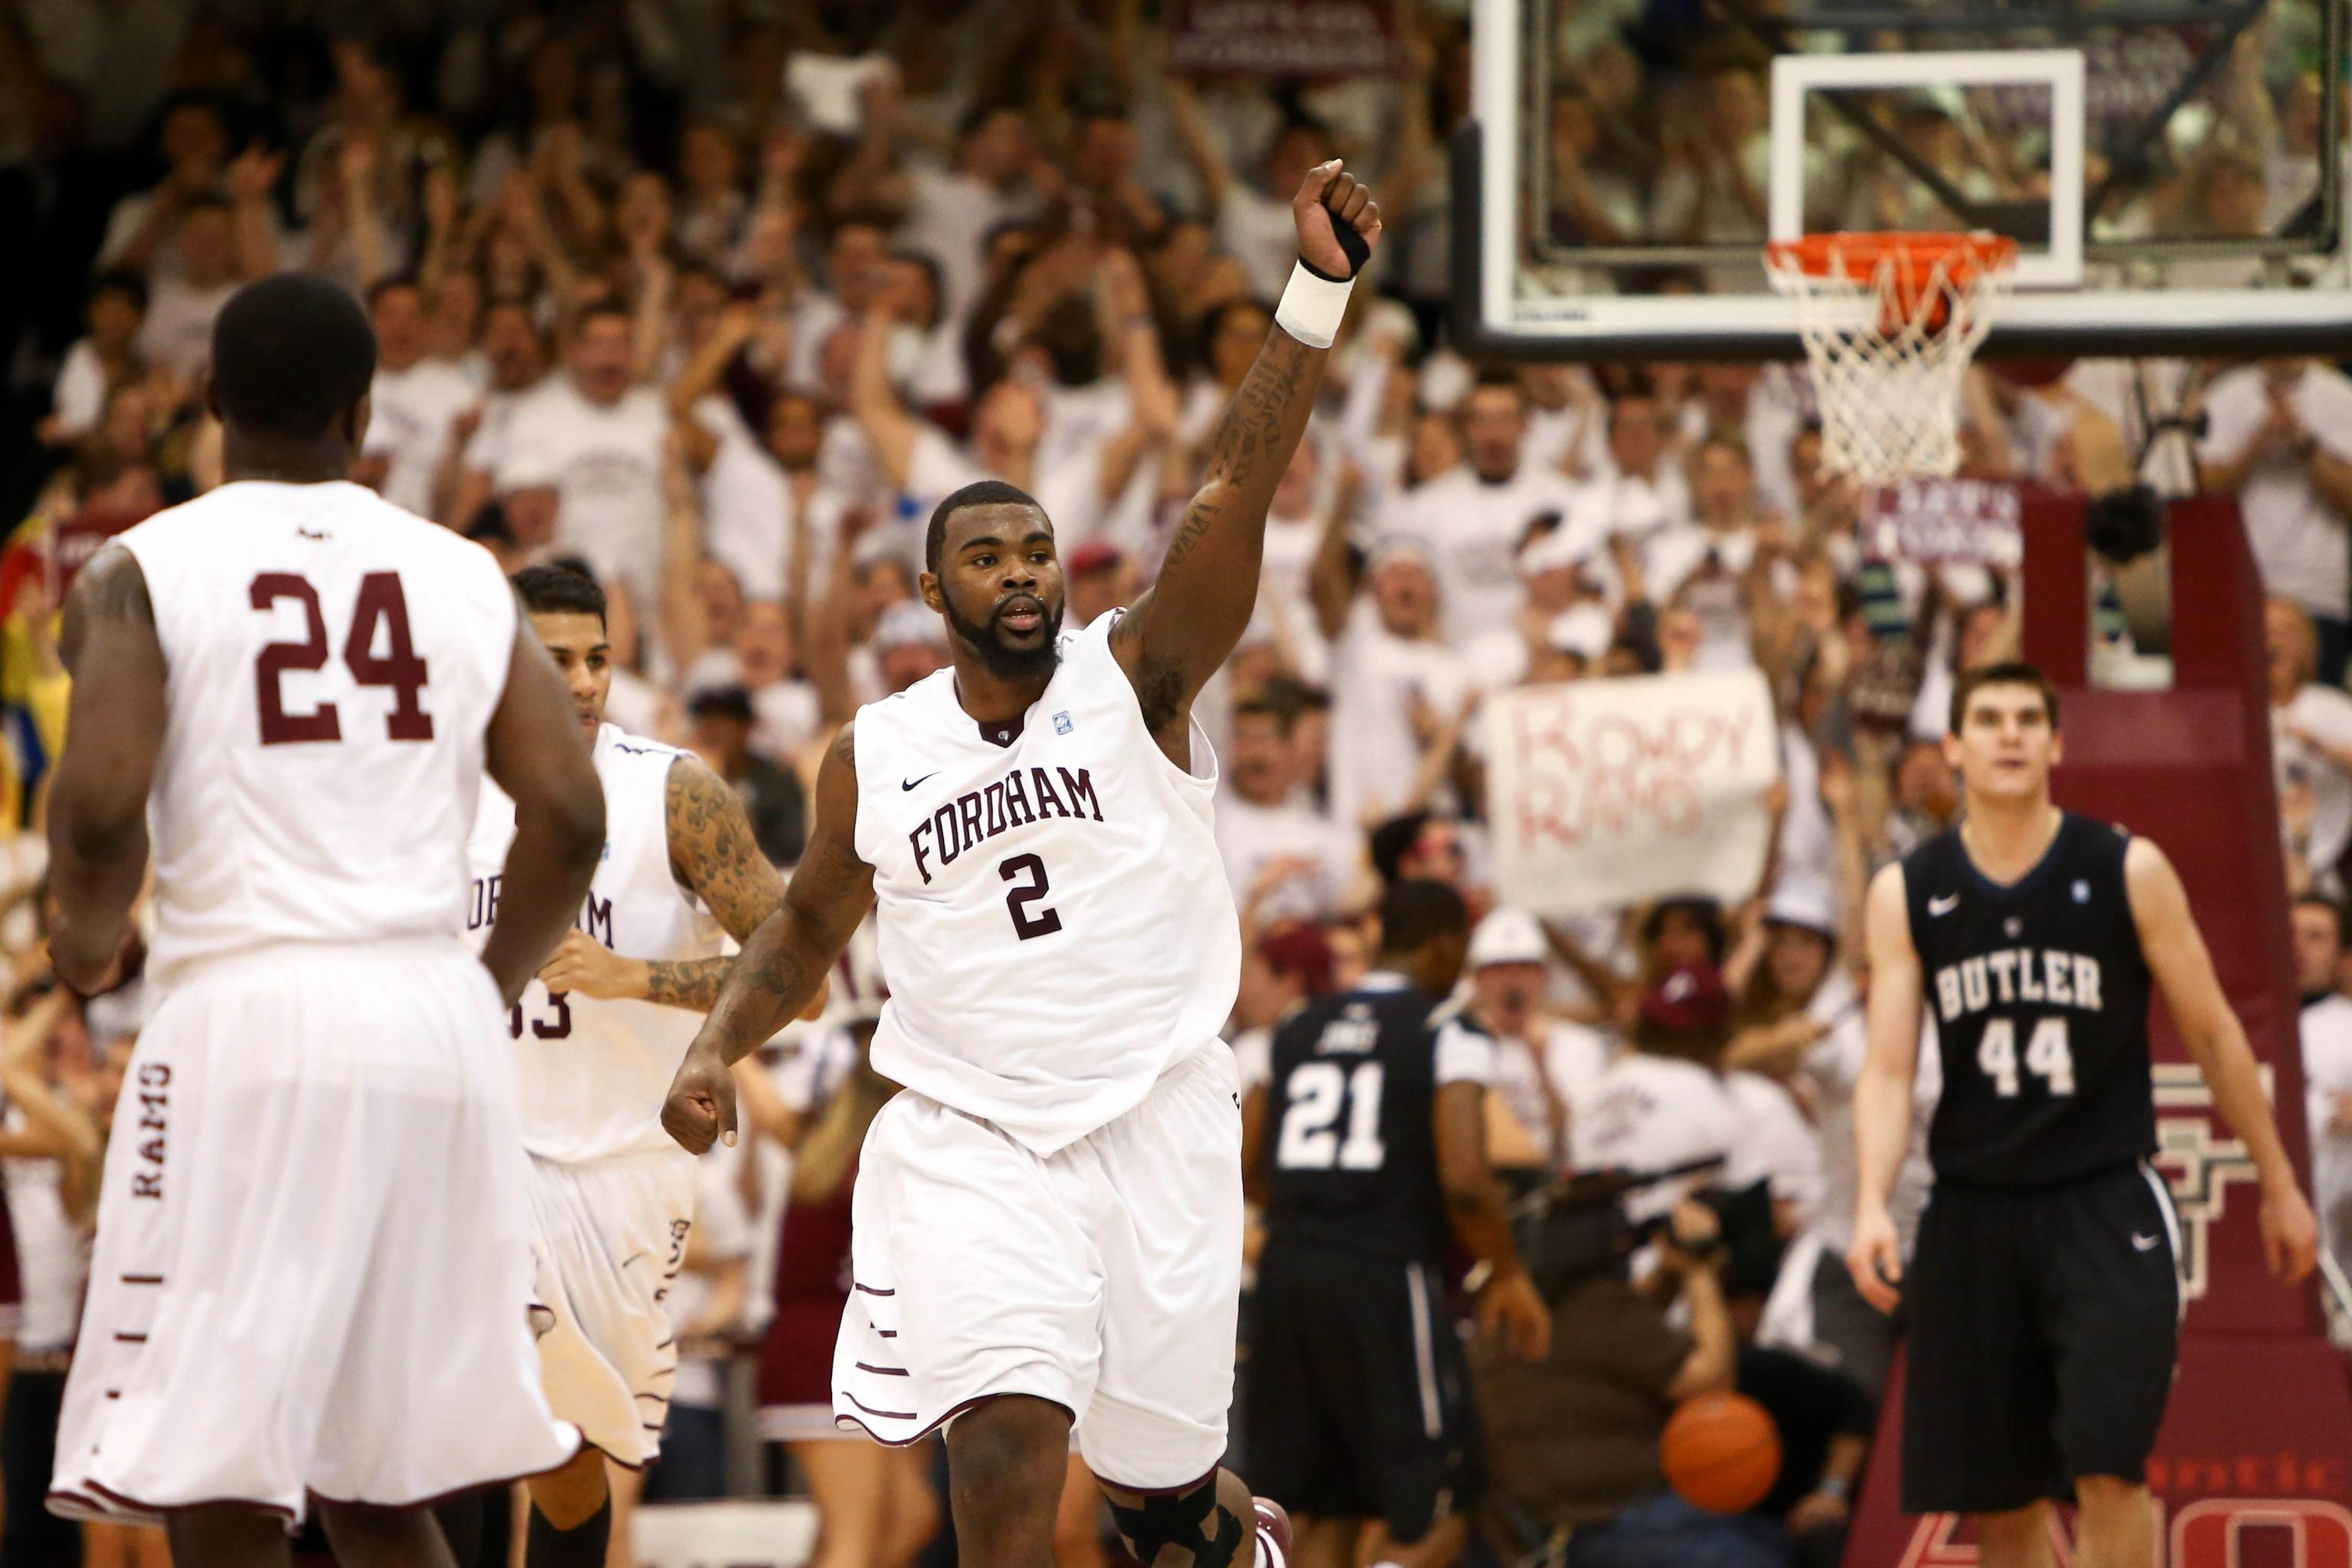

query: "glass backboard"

left=1461, top=0, right=2352, bottom=358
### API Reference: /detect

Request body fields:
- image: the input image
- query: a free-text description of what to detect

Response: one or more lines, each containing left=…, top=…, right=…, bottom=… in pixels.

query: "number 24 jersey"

left=1901, top=813, right=2157, bottom=1187
left=850, top=610, right=1242, bottom=1157
left=117, top=480, right=518, bottom=985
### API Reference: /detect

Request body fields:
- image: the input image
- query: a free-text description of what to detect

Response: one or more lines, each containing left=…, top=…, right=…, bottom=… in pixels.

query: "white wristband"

left=1274, top=260, right=1355, bottom=350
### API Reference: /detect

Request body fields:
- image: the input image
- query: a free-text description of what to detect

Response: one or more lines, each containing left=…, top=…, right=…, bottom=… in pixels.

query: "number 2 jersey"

left=466, top=724, right=724, bottom=1165
left=1902, top=812, right=2156, bottom=1187
left=850, top=609, right=1242, bottom=1156
left=116, top=480, right=518, bottom=987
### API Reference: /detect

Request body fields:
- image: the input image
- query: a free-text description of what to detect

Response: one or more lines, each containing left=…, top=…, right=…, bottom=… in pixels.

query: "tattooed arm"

left=48, top=544, right=166, bottom=993
left=662, top=724, right=875, bottom=1154
left=1108, top=164, right=1380, bottom=753
left=534, top=756, right=786, bottom=1010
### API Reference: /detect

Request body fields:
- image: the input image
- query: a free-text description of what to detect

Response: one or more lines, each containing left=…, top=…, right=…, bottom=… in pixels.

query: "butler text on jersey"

left=1933, top=949, right=2106, bottom=1021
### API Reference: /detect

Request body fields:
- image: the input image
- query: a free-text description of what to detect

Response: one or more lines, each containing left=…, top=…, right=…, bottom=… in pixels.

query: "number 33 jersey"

left=851, top=609, right=1242, bottom=1155
left=1902, top=813, right=2157, bottom=1187
left=118, top=481, right=519, bottom=986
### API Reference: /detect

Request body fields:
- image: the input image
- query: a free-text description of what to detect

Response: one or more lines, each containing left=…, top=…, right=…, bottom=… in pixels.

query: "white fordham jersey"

left=466, top=724, right=724, bottom=1165
left=116, top=480, right=518, bottom=986
left=852, top=609, right=1241, bottom=1155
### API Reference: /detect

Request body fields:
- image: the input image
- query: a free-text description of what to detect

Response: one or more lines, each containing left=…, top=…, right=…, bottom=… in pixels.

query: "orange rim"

left=1764, top=231, right=2019, bottom=283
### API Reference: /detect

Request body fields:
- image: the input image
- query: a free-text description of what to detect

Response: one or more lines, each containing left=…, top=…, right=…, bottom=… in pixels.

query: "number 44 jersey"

left=118, top=481, right=519, bottom=987
left=1902, top=812, right=2158, bottom=1187
left=851, top=610, right=1242, bottom=1156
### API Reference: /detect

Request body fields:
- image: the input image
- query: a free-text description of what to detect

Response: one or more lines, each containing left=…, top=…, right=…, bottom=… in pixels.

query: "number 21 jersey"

left=1902, top=813, right=2156, bottom=1187
left=851, top=609, right=1241, bottom=1156
left=117, top=480, right=518, bottom=985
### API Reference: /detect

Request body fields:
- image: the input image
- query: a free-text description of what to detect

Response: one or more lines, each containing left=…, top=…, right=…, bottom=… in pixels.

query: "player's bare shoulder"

left=60, top=542, right=156, bottom=665
left=1864, top=858, right=1916, bottom=968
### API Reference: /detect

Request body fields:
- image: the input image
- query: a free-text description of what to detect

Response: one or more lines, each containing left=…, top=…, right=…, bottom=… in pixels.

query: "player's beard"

left=943, top=593, right=1063, bottom=682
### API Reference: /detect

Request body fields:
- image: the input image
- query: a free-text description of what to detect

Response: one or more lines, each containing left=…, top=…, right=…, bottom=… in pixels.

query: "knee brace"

left=1106, top=1477, right=1246, bottom=1568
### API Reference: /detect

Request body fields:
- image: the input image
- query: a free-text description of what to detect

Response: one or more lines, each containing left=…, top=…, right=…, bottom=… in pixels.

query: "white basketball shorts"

left=526, top=1151, right=697, bottom=1468
left=48, top=940, right=578, bottom=1529
left=833, top=1042, right=1243, bottom=1490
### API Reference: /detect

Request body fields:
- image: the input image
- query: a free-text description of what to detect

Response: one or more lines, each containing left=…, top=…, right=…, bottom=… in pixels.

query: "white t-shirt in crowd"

left=136, top=276, right=237, bottom=380
left=691, top=399, right=844, bottom=603
left=49, top=339, right=110, bottom=440
left=1328, top=599, right=1474, bottom=830
left=495, top=378, right=671, bottom=603
left=2278, top=682, right=2352, bottom=887
left=1566, top=1050, right=1752, bottom=1223
left=903, top=166, right=1035, bottom=325
left=1725, top=1068, right=1823, bottom=1215
left=2301, top=992, right=2352, bottom=1271
left=1488, top=1017, right=1611, bottom=1168
left=1383, top=464, right=1587, bottom=646
left=364, top=358, right=477, bottom=520
left=1214, top=792, right=1359, bottom=923
left=2197, top=363, right=2352, bottom=618
left=457, top=381, right=541, bottom=479
left=1217, top=183, right=1300, bottom=302
left=1794, top=969, right=1941, bottom=1253
left=1576, top=462, right=1693, bottom=540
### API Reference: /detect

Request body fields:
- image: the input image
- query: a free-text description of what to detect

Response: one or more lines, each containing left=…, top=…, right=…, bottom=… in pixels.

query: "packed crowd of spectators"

left=1, top=1, right=2350, bottom=1566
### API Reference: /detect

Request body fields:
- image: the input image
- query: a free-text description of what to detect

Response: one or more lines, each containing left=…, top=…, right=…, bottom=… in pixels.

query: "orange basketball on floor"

left=1661, top=1392, right=1782, bottom=1514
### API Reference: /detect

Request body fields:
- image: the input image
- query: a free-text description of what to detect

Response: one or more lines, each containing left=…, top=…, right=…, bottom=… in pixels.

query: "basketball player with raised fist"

left=659, top=162, right=1383, bottom=1568
left=1850, top=661, right=2319, bottom=1568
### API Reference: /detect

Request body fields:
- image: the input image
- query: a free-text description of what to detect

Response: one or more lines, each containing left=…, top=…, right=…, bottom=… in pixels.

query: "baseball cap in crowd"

left=1546, top=603, right=1615, bottom=661
left=1517, top=527, right=1583, bottom=579
left=1067, top=541, right=1123, bottom=577
left=1764, top=877, right=1839, bottom=940
left=1638, top=962, right=1732, bottom=1036
left=874, top=599, right=946, bottom=653
left=1259, top=922, right=1336, bottom=998
left=687, top=684, right=756, bottom=724
left=495, top=449, right=560, bottom=495
left=1468, top=907, right=1547, bottom=969
left=1365, top=534, right=1436, bottom=575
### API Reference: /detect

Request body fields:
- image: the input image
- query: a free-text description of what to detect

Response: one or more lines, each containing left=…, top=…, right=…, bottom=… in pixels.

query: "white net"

left=1764, top=235, right=2014, bottom=487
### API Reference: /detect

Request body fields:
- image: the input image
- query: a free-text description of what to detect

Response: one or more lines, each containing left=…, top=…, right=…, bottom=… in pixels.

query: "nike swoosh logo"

left=902, top=771, right=940, bottom=792
left=2132, top=1232, right=2161, bottom=1252
left=1929, top=893, right=1959, bottom=916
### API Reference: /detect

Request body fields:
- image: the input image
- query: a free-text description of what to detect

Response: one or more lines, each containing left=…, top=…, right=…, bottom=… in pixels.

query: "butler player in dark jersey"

left=1247, top=880, right=1549, bottom=1568
left=1851, top=662, right=2318, bottom=1568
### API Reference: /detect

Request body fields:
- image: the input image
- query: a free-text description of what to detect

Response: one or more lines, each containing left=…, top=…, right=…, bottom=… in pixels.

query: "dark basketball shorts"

left=1246, top=1241, right=1480, bottom=1541
left=1903, top=1159, right=2183, bottom=1514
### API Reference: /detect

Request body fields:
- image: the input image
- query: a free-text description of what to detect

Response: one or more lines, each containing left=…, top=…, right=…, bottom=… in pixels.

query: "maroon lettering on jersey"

left=903, top=766, right=1105, bottom=885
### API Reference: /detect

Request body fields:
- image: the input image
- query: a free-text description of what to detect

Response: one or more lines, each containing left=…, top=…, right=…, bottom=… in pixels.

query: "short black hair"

left=1949, top=660, right=2060, bottom=737
left=2296, top=893, right=2348, bottom=949
left=88, top=269, right=149, bottom=313
left=367, top=273, right=424, bottom=311
left=689, top=684, right=756, bottom=723
left=209, top=274, right=377, bottom=443
left=1367, top=810, right=1434, bottom=887
left=1642, top=896, right=1728, bottom=965
left=1379, top=878, right=1470, bottom=958
left=570, top=300, right=633, bottom=338
left=926, top=479, right=1044, bottom=576
left=1193, top=296, right=1273, bottom=369
left=959, top=100, right=1008, bottom=140
left=512, top=564, right=608, bottom=625
left=1231, top=696, right=1296, bottom=737
left=1470, top=367, right=1523, bottom=397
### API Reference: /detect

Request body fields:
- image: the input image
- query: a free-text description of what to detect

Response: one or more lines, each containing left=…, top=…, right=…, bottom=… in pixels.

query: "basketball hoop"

left=1764, top=232, right=2018, bottom=487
